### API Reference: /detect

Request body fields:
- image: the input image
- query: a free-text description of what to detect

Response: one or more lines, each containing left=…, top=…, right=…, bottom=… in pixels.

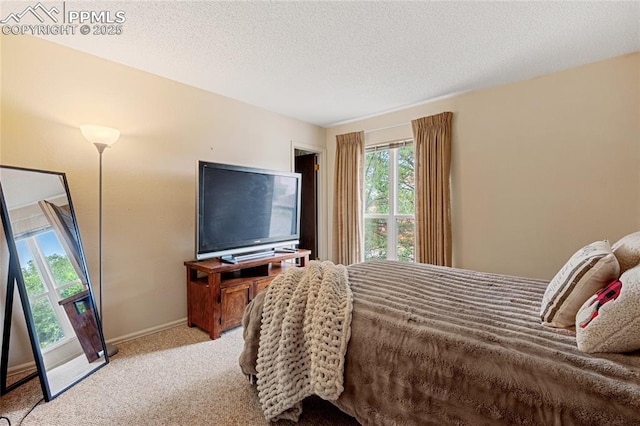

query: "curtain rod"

left=365, top=139, right=413, bottom=152
left=364, top=122, right=410, bottom=134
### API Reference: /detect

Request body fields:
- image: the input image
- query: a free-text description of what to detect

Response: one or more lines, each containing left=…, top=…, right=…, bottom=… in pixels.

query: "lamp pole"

left=95, top=143, right=107, bottom=321
left=94, top=142, right=119, bottom=357
left=81, top=124, right=121, bottom=358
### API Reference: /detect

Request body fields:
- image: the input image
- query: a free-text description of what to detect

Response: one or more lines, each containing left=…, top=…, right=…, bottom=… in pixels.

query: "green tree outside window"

left=364, top=143, right=415, bottom=262
left=18, top=236, right=82, bottom=349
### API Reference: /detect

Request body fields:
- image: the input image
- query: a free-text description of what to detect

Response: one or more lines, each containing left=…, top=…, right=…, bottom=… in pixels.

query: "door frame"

left=290, top=142, right=326, bottom=260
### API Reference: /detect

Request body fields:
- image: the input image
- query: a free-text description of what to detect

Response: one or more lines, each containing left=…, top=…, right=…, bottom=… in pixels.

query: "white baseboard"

left=7, top=318, right=189, bottom=376
left=6, top=360, right=38, bottom=376
left=108, top=317, right=188, bottom=346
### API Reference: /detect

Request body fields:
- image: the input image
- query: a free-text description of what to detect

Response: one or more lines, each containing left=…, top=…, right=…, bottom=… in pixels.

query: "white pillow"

left=540, top=240, right=619, bottom=328
left=612, top=231, right=640, bottom=274
left=576, top=265, right=640, bottom=353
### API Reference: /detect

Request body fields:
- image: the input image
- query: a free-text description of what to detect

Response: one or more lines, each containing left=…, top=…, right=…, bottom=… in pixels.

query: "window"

left=16, top=230, right=84, bottom=350
left=364, top=141, right=415, bottom=261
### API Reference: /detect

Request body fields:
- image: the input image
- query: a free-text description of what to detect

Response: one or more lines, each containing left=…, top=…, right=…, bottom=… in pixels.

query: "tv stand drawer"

left=253, top=276, right=275, bottom=298
left=221, top=283, right=251, bottom=331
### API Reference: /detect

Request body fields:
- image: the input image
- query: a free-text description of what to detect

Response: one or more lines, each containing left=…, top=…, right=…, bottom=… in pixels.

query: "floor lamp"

left=80, top=124, right=120, bottom=357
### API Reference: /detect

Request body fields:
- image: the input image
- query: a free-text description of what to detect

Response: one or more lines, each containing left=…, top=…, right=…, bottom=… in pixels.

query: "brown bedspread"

left=240, top=260, right=640, bottom=425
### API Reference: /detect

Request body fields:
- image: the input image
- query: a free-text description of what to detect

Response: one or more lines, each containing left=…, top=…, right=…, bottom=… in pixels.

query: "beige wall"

left=2, top=32, right=638, bottom=365
left=327, top=53, right=640, bottom=280
left=0, top=34, right=326, bottom=356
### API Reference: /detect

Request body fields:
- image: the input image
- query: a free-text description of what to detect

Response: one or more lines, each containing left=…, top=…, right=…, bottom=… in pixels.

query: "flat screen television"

left=196, top=161, right=301, bottom=261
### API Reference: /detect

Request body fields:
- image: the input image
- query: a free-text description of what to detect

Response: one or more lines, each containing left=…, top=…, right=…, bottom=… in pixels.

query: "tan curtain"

left=333, top=131, right=365, bottom=265
left=412, top=112, right=453, bottom=266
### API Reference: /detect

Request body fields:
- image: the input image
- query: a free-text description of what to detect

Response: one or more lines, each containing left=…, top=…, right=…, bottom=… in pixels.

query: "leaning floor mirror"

left=0, top=165, right=108, bottom=401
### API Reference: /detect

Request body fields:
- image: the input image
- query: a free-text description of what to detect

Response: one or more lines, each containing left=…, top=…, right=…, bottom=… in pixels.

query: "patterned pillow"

left=540, top=240, right=619, bottom=328
left=576, top=266, right=640, bottom=353
left=612, top=231, right=640, bottom=274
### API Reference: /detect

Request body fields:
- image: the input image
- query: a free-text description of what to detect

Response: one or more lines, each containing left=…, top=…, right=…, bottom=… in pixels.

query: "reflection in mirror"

left=0, top=165, right=107, bottom=400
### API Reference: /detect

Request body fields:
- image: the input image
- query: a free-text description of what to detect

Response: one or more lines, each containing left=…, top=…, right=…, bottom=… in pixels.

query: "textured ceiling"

left=15, top=1, right=640, bottom=127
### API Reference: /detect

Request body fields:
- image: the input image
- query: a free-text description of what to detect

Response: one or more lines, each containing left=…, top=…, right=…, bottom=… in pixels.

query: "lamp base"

left=107, top=343, right=119, bottom=357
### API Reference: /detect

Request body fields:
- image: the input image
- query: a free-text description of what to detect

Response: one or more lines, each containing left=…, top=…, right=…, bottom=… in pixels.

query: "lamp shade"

left=80, top=125, right=120, bottom=146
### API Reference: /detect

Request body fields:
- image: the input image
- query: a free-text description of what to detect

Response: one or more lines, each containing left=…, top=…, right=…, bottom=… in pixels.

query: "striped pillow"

left=540, top=240, right=619, bottom=328
left=576, top=266, right=640, bottom=353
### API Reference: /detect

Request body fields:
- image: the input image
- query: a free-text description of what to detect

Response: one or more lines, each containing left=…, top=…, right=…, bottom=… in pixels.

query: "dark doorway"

left=295, top=152, right=318, bottom=260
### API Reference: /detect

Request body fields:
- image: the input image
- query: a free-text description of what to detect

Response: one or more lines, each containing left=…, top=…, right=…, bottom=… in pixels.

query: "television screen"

left=197, top=161, right=301, bottom=260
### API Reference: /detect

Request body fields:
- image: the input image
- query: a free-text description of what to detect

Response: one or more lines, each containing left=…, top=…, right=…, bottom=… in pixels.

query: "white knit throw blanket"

left=256, top=260, right=353, bottom=422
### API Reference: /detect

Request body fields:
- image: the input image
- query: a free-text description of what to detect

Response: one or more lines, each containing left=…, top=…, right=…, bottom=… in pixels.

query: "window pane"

left=364, top=218, right=387, bottom=261
left=37, top=232, right=81, bottom=289
left=396, top=218, right=415, bottom=262
left=364, top=150, right=389, bottom=215
left=16, top=239, right=46, bottom=297
left=397, top=146, right=414, bottom=215
left=30, top=297, right=65, bottom=349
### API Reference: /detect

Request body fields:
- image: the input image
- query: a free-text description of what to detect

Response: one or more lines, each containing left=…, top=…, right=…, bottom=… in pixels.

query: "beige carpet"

left=1, top=325, right=359, bottom=425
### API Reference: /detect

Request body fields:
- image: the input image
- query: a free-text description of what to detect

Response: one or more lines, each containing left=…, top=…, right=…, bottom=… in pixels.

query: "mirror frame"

left=0, top=165, right=108, bottom=401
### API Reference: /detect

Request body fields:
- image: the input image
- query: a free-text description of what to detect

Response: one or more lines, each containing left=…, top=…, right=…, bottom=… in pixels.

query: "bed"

left=239, top=260, right=640, bottom=425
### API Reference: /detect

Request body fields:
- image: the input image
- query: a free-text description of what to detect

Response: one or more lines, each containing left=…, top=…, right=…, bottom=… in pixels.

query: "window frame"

left=364, top=139, right=415, bottom=261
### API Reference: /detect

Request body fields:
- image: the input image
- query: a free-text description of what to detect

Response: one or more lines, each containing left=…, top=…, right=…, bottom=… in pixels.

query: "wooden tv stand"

left=184, top=249, right=310, bottom=340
